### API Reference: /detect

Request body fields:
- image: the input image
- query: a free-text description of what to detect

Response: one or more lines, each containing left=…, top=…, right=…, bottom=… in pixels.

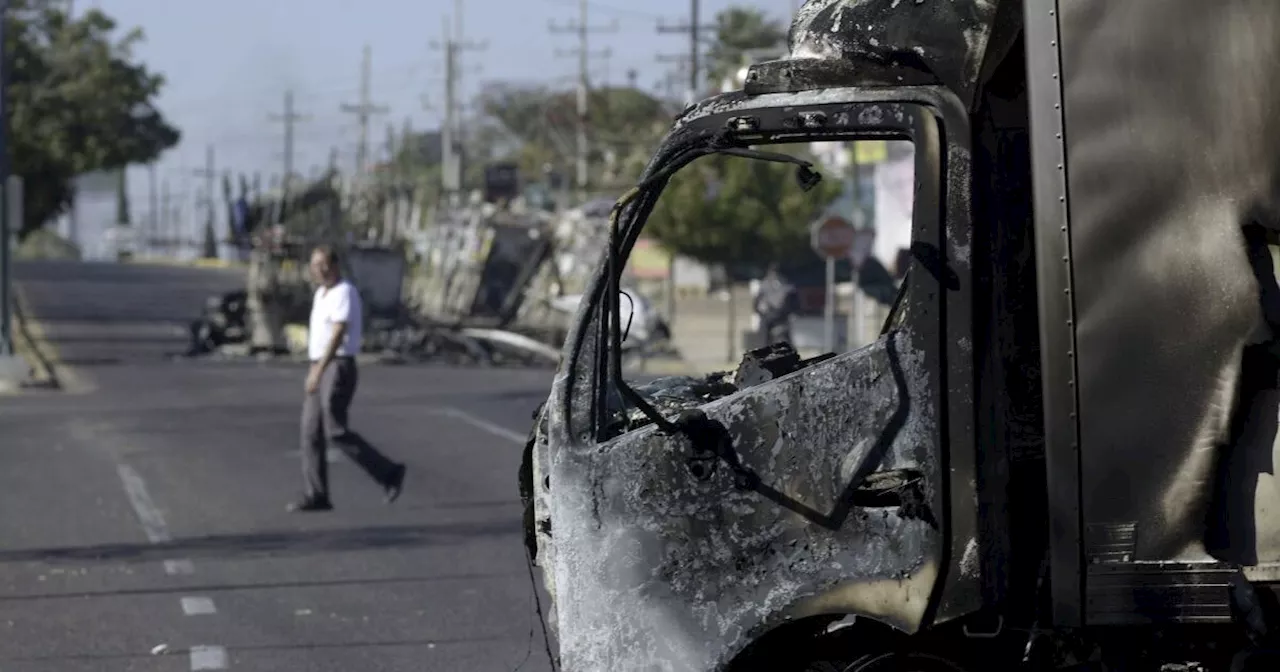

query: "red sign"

left=811, top=216, right=857, bottom=259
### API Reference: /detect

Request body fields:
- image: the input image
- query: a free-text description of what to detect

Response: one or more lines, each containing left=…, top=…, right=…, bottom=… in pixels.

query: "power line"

left=159, top=61, right=439, bottom=115
left=189, top=121, right=360, bottom=147
left=340, top=44, right=391, bottom=175
left=550, top=0, right=618, bottom=204
left=543, top=0, right=664, bottom=21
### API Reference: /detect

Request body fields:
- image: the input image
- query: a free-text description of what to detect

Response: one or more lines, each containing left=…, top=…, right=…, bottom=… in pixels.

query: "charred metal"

left=521, top=0, right=1280, bottom=669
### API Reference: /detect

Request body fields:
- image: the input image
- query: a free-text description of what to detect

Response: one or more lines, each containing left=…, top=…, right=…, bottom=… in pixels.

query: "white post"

left=849, top=281, right=864, bottom=349
left=824, top=256, right=836, bottom=352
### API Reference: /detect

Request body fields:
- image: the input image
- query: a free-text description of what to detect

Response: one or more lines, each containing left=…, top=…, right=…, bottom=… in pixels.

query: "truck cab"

left=518, top=1, right=1280, bottom=669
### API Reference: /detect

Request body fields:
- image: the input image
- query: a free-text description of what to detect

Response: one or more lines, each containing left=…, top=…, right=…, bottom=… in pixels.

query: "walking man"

left=754, top=263, right=798, bottom=346
left=289, top=244, right=406, bottom=512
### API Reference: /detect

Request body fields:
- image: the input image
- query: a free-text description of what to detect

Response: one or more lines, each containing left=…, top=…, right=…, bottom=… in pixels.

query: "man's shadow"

left=1206, top=220, right=1280, bottom=565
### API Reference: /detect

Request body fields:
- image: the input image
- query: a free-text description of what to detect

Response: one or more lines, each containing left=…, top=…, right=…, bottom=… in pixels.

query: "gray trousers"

left=300, top=357, right=398, bottom=499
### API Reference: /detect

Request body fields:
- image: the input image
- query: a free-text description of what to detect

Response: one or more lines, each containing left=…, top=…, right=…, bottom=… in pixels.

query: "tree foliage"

left=706, top=7, right=789, bottom=85
left=640, top=6, right=833, bottom=269
left=644, top=149, right=843, bottom=269
left=7, top=2, right=180, bottom=239
left=473, top=82, right=671, bottom=187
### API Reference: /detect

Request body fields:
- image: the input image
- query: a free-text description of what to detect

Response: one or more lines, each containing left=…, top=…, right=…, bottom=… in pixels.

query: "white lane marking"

left=181, top=596, right=216, bottom=615
left=435, top=407, right=526, bottom=445
left=164, top=559, right=195, bottom=575
left=116, top=464, right=171, bottom=543
left=190, top=645, right=228, bottom=670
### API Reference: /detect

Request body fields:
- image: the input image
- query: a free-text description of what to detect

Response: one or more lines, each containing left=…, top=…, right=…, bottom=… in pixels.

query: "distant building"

left=50, top=168, right=126, bottom=261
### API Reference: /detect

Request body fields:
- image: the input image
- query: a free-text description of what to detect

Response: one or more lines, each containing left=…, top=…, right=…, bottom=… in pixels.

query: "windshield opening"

left=595, top=138, right=918, bottom=440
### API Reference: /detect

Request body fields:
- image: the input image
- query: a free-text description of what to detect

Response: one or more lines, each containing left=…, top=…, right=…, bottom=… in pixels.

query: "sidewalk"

left=666, top=290, right=754, bottom=374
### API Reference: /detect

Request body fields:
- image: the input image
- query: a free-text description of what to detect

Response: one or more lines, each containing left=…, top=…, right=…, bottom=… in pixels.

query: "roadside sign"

left=811, top=214, right=874, bottom=260
left=811, top=216, right=855, bottom=259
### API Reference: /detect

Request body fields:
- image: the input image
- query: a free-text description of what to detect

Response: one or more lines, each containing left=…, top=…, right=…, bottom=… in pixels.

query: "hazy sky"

left=91, top=0, right=795, bottom=212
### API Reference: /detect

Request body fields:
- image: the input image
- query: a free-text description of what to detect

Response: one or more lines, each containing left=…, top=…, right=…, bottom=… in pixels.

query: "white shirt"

left=308, top=279, right=363, bottom=360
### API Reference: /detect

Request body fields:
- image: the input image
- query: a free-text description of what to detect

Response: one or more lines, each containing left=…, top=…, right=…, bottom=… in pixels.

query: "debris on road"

left=179, top=180, right=677, bottom=369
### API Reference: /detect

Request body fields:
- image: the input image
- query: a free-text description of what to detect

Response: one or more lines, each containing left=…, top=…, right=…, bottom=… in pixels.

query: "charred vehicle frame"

left=520, top=0, right=1280, bottom=669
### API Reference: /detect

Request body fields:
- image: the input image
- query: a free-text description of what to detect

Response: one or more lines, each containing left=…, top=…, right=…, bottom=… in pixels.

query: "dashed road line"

left=165, top=559, right=195, bottom=575
left=116, top=464, right=171, bottom=543
left=118, top=465, right=228, bottom=666
left=190, top=645, right=228, bottom=670
left=181, top=596, right=217, bottom=616
left=435, top=407, right=526, bottom=445
left=118, top=408, right=523, bottom=672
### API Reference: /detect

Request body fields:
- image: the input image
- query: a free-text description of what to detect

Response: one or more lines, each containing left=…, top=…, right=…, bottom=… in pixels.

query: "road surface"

left=1, top=260, right=556, bottom=671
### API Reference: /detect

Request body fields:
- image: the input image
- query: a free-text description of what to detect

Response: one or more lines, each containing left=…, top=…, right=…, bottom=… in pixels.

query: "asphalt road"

left=1, top=260, right=556, bottom=671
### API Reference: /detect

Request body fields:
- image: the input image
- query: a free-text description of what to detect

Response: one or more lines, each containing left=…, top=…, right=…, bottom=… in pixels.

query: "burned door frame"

left=536, top=86, right=988, bottom=669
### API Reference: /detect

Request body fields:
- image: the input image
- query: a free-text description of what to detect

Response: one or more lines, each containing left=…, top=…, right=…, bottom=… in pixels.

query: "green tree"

left=474, top=82, right=670, bottom=188
left=7, top=3, right=180, bottom=239
left=706, top=7, right=789, bottom=86
left=644, top=149, right=843, bottom=270
left=636, top=5, right=811, bottom=270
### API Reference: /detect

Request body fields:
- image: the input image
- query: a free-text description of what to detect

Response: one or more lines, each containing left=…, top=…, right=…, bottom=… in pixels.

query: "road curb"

left=6, top=288, right=94, bottom=394
left=7, top=290, right=59, bottom=391
left=127, top=257, right=244, bottom=270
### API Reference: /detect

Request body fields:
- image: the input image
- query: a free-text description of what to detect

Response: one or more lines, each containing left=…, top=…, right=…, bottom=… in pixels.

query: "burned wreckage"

left=185, top=172, right=575, bottom=367
left=518, top=0, right=1280, bottom=669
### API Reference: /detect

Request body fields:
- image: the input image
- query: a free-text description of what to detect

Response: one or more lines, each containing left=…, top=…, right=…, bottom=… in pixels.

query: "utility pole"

left=400, top=116, right=413, bottom=171
left=657, top=0, right=716, bottom=104
left=340, top=44, right=389, bottom=175
left=147, top=163, right=158, bottom=255
left=0, top=0, right=10, bottom=358
left=449, top=2, right=482, bottom=172
left=657, top=0, right=716, bottom=327
left=431, top=1, right=487, bottom=201
left=160, top=179, right=171, bottom=254
left=193, top=146, right=218, bottom=259
left=551, top=0, right=617, bottom=205
left=269, top=90, right=310, bottom=194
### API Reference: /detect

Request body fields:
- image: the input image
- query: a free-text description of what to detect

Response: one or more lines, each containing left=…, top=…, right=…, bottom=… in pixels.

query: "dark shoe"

left=383, top=464, right=407, bottom=503
left=287, top=495, right=333, bottom=512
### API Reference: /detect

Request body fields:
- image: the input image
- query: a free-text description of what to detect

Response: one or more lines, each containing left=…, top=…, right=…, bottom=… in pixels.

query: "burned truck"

left=518, top=0, right=1280, bottom=670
